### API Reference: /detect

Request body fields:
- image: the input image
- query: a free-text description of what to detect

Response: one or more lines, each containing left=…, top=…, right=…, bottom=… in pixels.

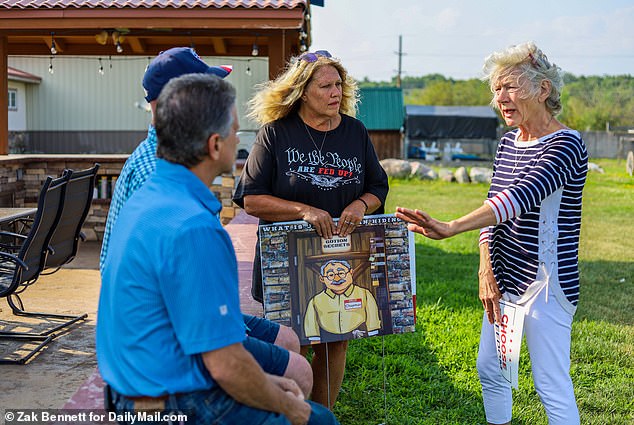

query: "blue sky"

left=310, top=0, right=634, bottom=81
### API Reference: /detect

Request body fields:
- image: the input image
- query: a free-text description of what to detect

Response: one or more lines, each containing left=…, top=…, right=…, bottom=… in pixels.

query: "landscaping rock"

left=380, top=158, right=411, bottom=178
left=425, top=168, right=439, bottom=180
left=469, top=167, right=493, bottom=183
left=439, top=168, right=455, bottom=182
left=410, top=161, right=435, bottom=180
left=455, top=166, right=470, bottom=183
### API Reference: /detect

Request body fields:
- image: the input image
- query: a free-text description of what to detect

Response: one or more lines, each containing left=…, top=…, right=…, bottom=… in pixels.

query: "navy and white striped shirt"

left=480, top=128, right=588, bottom=313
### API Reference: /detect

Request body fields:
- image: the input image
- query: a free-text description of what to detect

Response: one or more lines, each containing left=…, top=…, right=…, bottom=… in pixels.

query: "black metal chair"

left=43, top=163, right=100, bottom=273
left=1, top=165, right=100, bottom=336
left=0, top=173, right=69, bottom=364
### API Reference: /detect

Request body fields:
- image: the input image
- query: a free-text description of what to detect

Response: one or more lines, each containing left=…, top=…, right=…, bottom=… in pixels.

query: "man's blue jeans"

left=109, top=386, right=339, bottom=425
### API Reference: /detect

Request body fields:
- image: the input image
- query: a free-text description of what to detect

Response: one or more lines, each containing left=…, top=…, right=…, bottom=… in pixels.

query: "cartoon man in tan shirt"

left=304, top=259, right=381, bottom=343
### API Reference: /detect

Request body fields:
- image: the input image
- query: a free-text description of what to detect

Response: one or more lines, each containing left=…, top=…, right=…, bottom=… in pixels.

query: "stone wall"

left=0, top=160, right=26, bottom=207
left=0, top=154, right=242, bottom=240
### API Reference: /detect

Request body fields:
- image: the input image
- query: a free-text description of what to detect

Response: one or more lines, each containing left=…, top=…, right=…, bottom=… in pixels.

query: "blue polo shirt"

left=96, top=159, right=245, bottom=397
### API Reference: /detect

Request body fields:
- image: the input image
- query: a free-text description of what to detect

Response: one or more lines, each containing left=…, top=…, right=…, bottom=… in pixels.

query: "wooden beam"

left=268, top=30, right=299, bottom=80
left=268, top=31, right=284, bottom=80
left=0, top=36, right=7, bottom=155
left=0, top=9, right=305, bottom=31
left=126, top=36, right=146, bottom=54
left=211, top=37, right=227, bottom=54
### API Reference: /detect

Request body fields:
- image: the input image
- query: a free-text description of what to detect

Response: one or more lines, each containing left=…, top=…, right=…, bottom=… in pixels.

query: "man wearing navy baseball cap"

left=100, top=48, right=312, bottom=399
left=142, top=47, right=233, bottom=102
left=101, top=47, right=233, bottom=272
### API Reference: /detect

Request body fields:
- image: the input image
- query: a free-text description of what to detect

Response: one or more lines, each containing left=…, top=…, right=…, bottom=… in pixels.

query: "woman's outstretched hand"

left=395, top=206, right=453, bottom=240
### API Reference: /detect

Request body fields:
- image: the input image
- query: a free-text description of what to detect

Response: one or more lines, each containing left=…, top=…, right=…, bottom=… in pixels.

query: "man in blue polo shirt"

left=97, top=74, right=338, bottom=424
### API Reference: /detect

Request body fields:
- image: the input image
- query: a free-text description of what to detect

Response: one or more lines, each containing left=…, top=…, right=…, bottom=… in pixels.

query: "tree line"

left=358, top=74, right=634, bottom=131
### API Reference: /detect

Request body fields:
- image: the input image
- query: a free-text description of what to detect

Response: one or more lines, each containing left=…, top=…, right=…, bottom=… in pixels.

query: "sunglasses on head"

left=299, top=50, right=332, bottom=63
left=527, top=51, right=548, bottom=70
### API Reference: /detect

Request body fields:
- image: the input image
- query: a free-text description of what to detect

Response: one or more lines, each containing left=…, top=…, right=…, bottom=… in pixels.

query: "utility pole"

left=396, top=34, right=403, bottom=87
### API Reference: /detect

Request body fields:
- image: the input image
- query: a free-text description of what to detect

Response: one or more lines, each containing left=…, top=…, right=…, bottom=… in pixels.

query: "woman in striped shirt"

left=396, top=41, right=587, bottom=425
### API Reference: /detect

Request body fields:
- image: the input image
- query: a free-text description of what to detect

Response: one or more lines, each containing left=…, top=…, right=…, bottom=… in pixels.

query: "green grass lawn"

left=334, top=159, right=634, bottom=425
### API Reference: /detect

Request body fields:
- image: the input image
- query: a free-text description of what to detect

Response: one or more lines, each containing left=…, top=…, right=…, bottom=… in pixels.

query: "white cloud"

left=433, top=7, right=461, bottom=32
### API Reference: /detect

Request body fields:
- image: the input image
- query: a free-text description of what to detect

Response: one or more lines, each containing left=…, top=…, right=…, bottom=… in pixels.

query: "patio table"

left=0, top=207, right=37, bottom=225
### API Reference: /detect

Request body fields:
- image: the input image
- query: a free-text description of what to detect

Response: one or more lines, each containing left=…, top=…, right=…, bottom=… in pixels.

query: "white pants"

left=476, top=288, right=579, bottom=424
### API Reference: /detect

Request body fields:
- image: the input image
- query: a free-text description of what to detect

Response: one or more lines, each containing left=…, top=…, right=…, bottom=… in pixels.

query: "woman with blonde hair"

left=234, top=50, right=389, bottom=409
left=397, top=41, right=587, bottom=424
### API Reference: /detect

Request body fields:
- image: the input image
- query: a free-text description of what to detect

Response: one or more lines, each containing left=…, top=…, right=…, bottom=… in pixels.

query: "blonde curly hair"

left=482, top=41, right=564, bottom=116
left=247, top=52, right=359, bottom=125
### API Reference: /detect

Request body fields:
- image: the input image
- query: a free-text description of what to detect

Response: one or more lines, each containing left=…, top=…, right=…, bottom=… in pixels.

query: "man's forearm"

left=203, top=343, right=309, bottom=421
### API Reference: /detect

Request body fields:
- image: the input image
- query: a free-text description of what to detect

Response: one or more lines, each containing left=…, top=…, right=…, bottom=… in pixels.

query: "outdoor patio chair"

left=1, top=166, right=95, bottom=333
left=0, top=173, right=69, bottom=364
left=43, top=163, right=100, bottom=273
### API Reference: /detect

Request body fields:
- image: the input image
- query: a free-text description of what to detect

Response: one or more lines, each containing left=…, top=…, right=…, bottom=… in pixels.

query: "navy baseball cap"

left=142, top=47, right=233, bottom=102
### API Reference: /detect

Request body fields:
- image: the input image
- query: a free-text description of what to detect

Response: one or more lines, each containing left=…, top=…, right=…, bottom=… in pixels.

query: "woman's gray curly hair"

left=482, top=41, right=564, bottom=116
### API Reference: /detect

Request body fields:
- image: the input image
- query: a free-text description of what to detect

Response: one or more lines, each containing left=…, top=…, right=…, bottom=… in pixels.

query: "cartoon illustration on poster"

left=259, top=214, right=416, bottom=346
left=304, top=258, right=382, bottom=343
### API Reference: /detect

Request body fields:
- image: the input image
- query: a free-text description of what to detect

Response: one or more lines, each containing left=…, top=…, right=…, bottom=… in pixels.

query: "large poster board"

left=259, top=214, right=416, bottom=346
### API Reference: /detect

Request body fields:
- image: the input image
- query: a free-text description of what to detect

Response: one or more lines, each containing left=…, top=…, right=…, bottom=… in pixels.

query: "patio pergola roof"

left=0, top=0, right=312, bottom=154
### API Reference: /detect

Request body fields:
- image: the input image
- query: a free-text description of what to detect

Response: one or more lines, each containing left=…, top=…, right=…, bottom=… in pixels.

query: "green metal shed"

left=357, top=87, right=404, bottom=159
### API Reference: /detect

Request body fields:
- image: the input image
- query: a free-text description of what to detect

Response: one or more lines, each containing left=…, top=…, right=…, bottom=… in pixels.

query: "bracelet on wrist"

left=357, top=198, right=369, bottom=212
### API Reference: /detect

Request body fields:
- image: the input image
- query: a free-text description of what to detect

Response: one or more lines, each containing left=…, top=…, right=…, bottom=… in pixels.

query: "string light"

left=10, top=55, right=268, bottom=79
left=50, top=33, right=57, bottom=55
left=251, top=35, right=259, bottom=56
left=299, top=28, right=308, bottom=52
left=112, top=31, right=124, bottom=53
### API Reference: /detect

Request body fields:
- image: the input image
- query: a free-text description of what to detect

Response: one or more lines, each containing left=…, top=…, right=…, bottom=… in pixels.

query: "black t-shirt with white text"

left=233, top=112, right=388, bottom=216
